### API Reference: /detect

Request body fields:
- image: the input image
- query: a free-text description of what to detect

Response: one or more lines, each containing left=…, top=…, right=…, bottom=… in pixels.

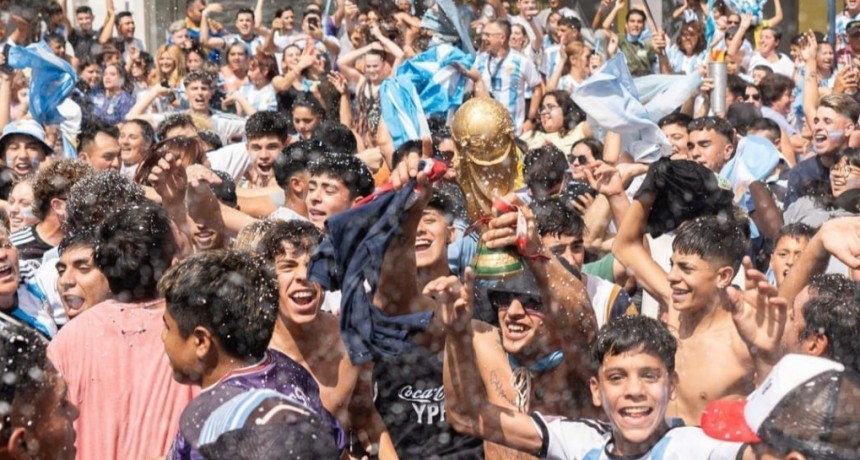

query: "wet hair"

left=426, top=189, right=457, bottom=224
left=0, top=323, right=52, bottom=445
left=590, top=315, right=677, bottom=374
left=197, top=130, right=222, bottom=151
left=156, top=113, right=197, bottom=141
left=311, top=121, right=358, bottom=154
left=291, top=93, right=326, bottom=120
left=159, top=249, right=278, bottom=361
left=94, top=201, right=178, bottom=302
left=134, top=136, right=208, bottom=185
left=531, top=196, right=585, bottom=238
left=32, top=159, right=93, bottom=220
left=77, top=119, right=120, bottom=153
left=558, top=15, right=581, bottom=31
left=658, top=112, right=692, bottom=130
left=747, top=117, right=780, bottom=140
left=259, top=219, right=323, bottom=263
left=524, top=144, right=568, bottom=200
left=246, top=111, right=290, bottom=142
left=184, top=70, right=216, bottom=89
left=210, top=170, right=238, bottom=208
left=274, top=140, right=327, bottom=188
left=801, top=274, right=860, bottom=372
left=758, top=74, right=794, bottom=108
left=673, top=215, right=749, bottom=272
left=233, top=219, right=278, bottom=253
left=774, top=222, right=815, bottom=245
left=307, top=153, right=374, bottom=200
left=726, top=102, right=762, bottom=136
left=570, top=137, right=604, bottom=159
left=390, top=139, right=423, bottom=170
left=688, top=116, right=735, bottom=145
left=58, top=226, right=100, bottom=256
left=64, top=170, right=146, bottom=233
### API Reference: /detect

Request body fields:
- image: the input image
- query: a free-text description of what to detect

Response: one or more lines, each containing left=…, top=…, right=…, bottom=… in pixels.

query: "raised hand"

left=327, top=71, right=348, bottom=94
left=423, top=267, right=475, bottom=334
left=730, top=256, right=788, bottom=361
left=583, top=161, right=625, bottom=197
left=148, top=152, right=188, bottom=206
left=819, top=216, right=860, bottom=268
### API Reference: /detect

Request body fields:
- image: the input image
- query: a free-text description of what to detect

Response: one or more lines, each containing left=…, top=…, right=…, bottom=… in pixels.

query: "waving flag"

left=395, top=44, right=475, bottom=120
left=8, top=41, right=77, bottom=126
left=380, top=76, right=431, bottom=150
left=720, top=134, right=782, bottom=202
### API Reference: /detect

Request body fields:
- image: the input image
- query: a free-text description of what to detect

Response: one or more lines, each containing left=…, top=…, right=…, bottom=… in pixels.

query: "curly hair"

left=32, top=159, right=93, bottom=220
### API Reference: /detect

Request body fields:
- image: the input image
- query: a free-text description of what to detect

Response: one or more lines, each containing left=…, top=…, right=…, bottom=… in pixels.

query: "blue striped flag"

left=8, top=41, right=77, bottom=126
left=395, top=44, right=475, bottom=120
left=380, top=75, right=430, bottom=150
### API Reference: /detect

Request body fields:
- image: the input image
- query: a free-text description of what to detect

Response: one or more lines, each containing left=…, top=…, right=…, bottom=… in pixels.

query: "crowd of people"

left=1, top=0, right=860, bottom=459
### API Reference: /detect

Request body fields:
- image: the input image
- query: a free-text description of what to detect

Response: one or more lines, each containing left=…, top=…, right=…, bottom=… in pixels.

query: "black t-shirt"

left=373, top=345, right=483, bottom=459
left=68, top=28, right=101, bottom=60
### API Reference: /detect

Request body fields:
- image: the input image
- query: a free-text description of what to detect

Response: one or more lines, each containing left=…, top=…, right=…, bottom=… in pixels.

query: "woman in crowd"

left=666, top=20, right=707, bottom=74
left=547, top=41, right=591, bottom=93
left=6, top=180, right=40, bottom=233
left=226, top=53, right=279, bottom=116
left=290, top=93, right=326, bottom=142
left=220, top=42, right=250, bottom=93
left=523, top=90, right=589, bottom=153
left=77, top=56, right=103, bottom=90
left=118, top=120, right=155, bottom=180
left=89, top=63, right=136, bottom=125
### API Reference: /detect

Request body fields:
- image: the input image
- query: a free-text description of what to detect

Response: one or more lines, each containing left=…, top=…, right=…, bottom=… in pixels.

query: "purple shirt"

left=168, top=350, right=345, bottom=459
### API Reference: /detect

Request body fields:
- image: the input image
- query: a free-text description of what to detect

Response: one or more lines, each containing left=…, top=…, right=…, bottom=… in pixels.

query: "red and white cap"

left=700, top=354, right=845, bottom=443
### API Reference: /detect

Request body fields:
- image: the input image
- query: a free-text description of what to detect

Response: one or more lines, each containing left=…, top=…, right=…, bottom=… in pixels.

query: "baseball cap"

left=847, top=20, right=860, bottom=36
left=0, top=119, right=52, bottom=156
left=701, top=354, right=860, bottom=459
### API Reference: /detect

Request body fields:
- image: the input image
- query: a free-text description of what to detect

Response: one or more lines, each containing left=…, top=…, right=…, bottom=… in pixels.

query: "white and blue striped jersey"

left=531, top=413, right=744, bottom=460
left=474, top=49, right=542, bottom=134
left=835, top=12, right=860, bottom=51
left=541, top=43, right=563, bottom=78
left=665, top=45, right=707, bottom=75
left=223, top=34, right=266, bottom=56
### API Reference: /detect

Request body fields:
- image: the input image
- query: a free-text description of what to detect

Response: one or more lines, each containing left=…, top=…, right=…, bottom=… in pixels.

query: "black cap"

left=848, top=20, right=860, bottom=36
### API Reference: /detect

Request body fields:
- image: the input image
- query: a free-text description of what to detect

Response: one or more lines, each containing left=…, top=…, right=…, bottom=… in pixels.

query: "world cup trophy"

left=452, top=97, right=526, bottom=322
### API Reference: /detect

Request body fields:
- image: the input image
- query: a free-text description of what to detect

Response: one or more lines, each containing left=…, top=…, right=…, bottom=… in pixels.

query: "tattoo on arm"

left=490, top=370, right=518, bottom=408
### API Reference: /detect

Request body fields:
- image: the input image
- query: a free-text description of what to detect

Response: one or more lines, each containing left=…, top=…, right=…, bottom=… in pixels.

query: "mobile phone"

left=0, top=44, right=10, bottom=74
left=309, top=17, right=319, bottom=28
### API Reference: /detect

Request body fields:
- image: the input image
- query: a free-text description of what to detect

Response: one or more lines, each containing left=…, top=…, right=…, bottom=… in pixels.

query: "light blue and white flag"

left=8, top=41, right=77, bottom=126
left=720, top=134, right=782, bottom=203
left=572, top=55, right=670, bottom=163
left=395, top=44, right=474, bottom=121
left=380, top=75, right=430, bottom=150
left=723, top=0, right=767, bottom=24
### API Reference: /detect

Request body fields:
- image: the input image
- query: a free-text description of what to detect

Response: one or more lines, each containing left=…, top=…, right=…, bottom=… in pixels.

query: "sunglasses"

left=566, top=154, right=588, bottom=165
left=488, top=291, right=544, bottom=315
left=745, top=93, right=761, bottom=101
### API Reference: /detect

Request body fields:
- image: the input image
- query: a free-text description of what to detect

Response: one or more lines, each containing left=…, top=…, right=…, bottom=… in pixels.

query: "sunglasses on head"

left=488, top=291, right=544, bottom=315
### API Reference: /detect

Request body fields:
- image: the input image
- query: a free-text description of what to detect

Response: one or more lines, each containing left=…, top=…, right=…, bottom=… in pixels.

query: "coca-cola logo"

left=397, top=385, right=445, bottom=403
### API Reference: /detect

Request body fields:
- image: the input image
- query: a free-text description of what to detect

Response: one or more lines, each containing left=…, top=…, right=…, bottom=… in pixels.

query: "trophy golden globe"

left=452, top=97, right=525, bottom=279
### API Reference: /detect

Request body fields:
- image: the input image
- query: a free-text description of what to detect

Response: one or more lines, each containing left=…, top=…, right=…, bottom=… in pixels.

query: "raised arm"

left=436, top=268, right=545, bottom=454
left=337, top=42, right=375, bottom=85
left=727, top=13, right=753, bottom=62
left=126, top=85, right=171, bottom=121
left=611, top=191, right=672, bottom=306
left=545, top=43, right=567, bottom=91
left=200, top=3, right=227, bottom=50
left=766, top=0, right=783, bottom=28
left=0, top=68, right=11, bottom=129
left=370, top=25, right=405, bottom=66
left=98, top=0, right=116, bottom=44
left=602, top=0, right=625, bottom=31
left=254, top=0, right=264, bottom=29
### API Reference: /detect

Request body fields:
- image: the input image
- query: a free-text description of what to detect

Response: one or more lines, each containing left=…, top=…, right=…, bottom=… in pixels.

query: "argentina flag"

left=380, top=75, right=431, bottom=150
left=395, top=44, right=475, bottom=120
left=8, top=41, right=77, bottom=126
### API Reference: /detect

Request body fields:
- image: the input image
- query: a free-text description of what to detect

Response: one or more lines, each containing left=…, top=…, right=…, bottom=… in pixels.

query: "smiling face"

left=590, top=349, right=677, bottom=457
left=274, top=243, right=323, bottom=326
left=118, top=16, right=135, bottom=40
left=829, top=156, right=860, bottom=197
left=812, top=106, right=855, bottom=156
left=539, top=94, right=564, bottom=133
left=282, top=46, right=301, bottom=72
left=102, top=64, right=122, bottom=90
left=76, top=12, right=93, bottom=32
left=626, top=12, right=645, bottom=38
left=817, top=43, right=834, bottom=73
left=305, top=174, right=353, bottom=229
left=364, top=53, right=385, bottom=84
left=158, top=51, right=177, bottom=75
left=80, top=132, right=121, bottom=172
left=667, top=251, right=731, bottom=311
left=56, top=245, right=110, bottom=320
left=0, top=235, right=20, bottom=298
left=415, top=208, right=454, bottom=269
left=481, top=22, right=507, bottom=54
left=495, top=291, right=557, bottom=362
left=509, top=25, right=527, bottom=50
left=7, top=182, right=39, bottom=233
left=118, top=122, right=149, bottom=167
left=4, top=134, right=47, bottom=178
left=661, top=123, right=689, bottom=159
left=758, top=29, right=778, bottom=54
left=236, top=12, right=254, bottom=36
left=80, top=64, right=102, bottom=88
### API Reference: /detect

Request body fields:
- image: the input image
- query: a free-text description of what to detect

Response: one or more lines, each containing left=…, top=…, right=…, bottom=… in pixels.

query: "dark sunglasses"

left=488, top=291, right=544, bottom=315
left=566, top=154, right=588, bottom=165
left=744, top=93, right=761, bottom=101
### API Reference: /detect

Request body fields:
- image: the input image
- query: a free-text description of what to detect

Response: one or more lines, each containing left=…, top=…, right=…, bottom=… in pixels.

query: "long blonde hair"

left=561, top=41, right=587, bottom=76
left=150, top=44, right=187, bottom=88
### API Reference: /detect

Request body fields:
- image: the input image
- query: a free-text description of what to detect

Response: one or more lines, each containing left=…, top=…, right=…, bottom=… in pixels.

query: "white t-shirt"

left=532, top=413, right=743, bottom=460
left=207, top=142, right=251, bottom=182
left=747, top=52, right=795, bottom=78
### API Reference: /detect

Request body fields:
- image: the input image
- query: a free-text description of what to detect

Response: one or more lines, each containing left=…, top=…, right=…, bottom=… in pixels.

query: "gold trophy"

left=452, top=97, right=525, bottom=279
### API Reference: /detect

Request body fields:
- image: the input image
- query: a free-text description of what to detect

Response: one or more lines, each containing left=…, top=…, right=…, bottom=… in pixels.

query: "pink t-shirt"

left=47, top=299, right=198, bottom=460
